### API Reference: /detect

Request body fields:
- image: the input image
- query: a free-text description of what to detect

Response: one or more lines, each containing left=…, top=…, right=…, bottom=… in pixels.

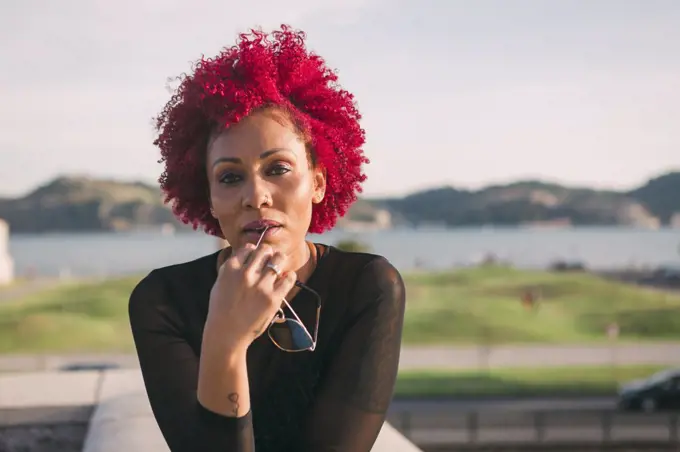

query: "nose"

left=241, top=176, right=272, bottom=209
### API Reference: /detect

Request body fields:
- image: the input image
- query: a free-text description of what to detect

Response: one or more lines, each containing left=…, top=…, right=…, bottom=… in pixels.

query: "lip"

left=242, top=222, right=282, bottom=243
left=242, top=219, right=282, bottom=232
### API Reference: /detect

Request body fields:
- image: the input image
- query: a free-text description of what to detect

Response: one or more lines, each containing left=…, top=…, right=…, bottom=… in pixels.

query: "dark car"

left=640, top=264, right=680, bottom=288
left=617, top=368, right=680, bottom=412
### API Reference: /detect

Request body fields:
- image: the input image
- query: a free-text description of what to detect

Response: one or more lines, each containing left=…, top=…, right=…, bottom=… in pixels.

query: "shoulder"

left=318, top=244, right=391, bottom=270
left=128, top=250, right=219, bottom=316
left=320, top=245, right=405, bottom=306
left=153, top=249, right=220, bottom=283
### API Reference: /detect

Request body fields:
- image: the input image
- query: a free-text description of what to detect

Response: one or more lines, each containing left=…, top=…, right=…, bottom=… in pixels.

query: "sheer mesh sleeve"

left=300, top=257, right=406, bottom=451
left=128, top=270, right=256, bottom=452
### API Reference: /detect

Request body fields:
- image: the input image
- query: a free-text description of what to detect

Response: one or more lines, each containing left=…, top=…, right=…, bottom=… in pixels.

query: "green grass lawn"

left=1, top=266, right=680, bottom=353
left=402, top=266, right=680, bottom=344
left=394, top=364, right=666, bottom=398
left=0, top=276, right=141, bottom=353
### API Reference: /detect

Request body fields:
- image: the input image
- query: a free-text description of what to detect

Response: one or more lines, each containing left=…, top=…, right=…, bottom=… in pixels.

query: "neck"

left=216, top=239, right=316, bottom=282
left=285, top=240, right=315, bottom=282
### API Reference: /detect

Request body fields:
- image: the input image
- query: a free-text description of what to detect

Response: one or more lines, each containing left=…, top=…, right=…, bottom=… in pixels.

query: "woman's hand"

left=207, top=242, right=297, bottom=352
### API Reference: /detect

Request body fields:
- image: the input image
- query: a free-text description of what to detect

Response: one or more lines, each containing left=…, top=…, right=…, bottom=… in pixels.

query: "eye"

left=267, top=163, right=291, bottom=176
left=218, top=171, right=242, bottom=185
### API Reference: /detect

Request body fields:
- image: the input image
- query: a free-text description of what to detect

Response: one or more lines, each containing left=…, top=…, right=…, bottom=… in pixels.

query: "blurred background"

left=1, top=1, right=679, bottom=451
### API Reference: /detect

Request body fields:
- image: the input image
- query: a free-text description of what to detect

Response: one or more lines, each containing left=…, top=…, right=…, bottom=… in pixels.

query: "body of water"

left=6, top=227, right=680, bottom=278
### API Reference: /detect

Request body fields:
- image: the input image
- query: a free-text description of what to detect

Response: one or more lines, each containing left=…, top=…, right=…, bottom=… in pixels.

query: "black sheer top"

left=128, top=243, right=406, bottom=452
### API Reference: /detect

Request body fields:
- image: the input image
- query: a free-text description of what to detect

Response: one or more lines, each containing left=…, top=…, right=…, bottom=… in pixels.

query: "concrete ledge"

left=373, top=423, right=424, bottom=451
left=97, top=368, right=146, bottom=400
left=83, top=388, right=423, bottom=452
left=83, top=391, right=167, bottom=452
left=84, top=368, right=423, bottom=451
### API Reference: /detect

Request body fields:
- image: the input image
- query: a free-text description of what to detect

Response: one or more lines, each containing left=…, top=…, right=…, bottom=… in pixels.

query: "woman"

left=128, top=25, right=406, bottom=452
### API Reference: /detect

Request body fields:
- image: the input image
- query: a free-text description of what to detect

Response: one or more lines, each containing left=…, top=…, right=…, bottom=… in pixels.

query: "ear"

left=312, top=165, right=327, bottom=204
left=206, top=187, right=217, bottom=218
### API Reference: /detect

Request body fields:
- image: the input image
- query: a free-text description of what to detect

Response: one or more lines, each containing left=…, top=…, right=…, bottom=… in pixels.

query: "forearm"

left=197, top=322, right=251, bottom=418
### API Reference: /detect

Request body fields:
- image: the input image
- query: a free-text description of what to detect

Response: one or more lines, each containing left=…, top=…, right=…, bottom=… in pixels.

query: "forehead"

left=207, top=111, right=304, bottom=160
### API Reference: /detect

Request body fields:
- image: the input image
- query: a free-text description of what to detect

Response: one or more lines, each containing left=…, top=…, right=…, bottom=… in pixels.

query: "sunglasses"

left=268, top=280, right=321, bottom=352
left=253, top=226, right=321, bottom=352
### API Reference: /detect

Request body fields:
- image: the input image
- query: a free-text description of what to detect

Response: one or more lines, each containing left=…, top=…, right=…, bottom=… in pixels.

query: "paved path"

left=0, top=278, right=63, bottom=303
left=1, top=343, right=679, bottom=373
left=398, top=342, right=680, bottom=370
left=0, top=277, right=93, bottom=303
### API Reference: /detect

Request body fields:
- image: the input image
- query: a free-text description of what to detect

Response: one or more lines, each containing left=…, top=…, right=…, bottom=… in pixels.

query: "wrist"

left=197, top=327, right=251, bottom=418
left=202, top=319, right=250, bottom=358
left=198, top=323, right=249, bottom=386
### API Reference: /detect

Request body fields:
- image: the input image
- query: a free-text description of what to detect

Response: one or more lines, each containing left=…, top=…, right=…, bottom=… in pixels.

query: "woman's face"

left=206, top=110, right=326, bottom=254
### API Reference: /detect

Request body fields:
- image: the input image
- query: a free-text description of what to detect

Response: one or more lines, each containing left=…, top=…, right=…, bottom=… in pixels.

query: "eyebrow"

left=211, top=148, right=289, bottom=168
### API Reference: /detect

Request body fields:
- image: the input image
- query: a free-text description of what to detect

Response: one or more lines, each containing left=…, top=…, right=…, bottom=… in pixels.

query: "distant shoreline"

left=6, top=223, right=680, bottom=237
left=6, top=227, right=679, bottom=280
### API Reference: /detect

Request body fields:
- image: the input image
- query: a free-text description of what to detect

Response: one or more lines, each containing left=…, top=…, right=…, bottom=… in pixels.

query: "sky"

left=1, top=0, right=679, bottom=198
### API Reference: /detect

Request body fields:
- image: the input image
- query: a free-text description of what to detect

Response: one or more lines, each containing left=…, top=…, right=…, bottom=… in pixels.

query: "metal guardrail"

left=387, top=409, right=680, bottom=450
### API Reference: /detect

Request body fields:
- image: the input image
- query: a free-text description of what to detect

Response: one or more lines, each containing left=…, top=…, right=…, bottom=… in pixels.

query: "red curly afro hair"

left=153, top=25, right=369, bottom=238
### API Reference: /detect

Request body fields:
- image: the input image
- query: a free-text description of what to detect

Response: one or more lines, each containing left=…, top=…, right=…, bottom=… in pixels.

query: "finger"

left=259, top=251, right=285, bottom=282
left=228, top=243, right=258, bottom=269
left=243, top=244, right=274, bottom=276
left=273, top=271, right=297, bottom=297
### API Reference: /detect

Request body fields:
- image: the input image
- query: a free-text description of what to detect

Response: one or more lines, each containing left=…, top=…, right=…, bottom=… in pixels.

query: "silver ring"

left=265, top=262, right=282, bottom=277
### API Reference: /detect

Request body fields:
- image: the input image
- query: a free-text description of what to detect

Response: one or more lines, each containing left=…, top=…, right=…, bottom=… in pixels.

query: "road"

left=1, top=342, right=679, bottom=373
left=389, top=397, right=616, bottom=415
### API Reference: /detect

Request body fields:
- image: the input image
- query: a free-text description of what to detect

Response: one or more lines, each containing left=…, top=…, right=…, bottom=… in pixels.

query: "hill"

left=627, top=172, right=680, bottom=224
left=373, top=172, right=680, bottom=228
left=0, top=176, right=183, bottom=233
left=0, top=172, right=679, bottom=233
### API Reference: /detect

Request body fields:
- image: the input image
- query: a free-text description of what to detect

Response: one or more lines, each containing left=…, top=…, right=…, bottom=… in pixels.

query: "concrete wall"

left=0, top=219, right=14, bottom=285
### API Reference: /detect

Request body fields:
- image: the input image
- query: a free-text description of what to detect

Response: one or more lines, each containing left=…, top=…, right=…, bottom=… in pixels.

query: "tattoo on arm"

left=228, top=393, right=240, bottom=416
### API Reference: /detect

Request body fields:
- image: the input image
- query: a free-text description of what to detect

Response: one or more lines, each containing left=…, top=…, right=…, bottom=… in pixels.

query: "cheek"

left=210, top=186, right=239, bottom=214
left=278, top=174, right=315, bottom=214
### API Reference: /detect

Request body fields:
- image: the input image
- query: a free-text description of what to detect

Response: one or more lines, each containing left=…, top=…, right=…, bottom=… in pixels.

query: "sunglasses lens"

left=269, top=318, right=313, bottom=351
